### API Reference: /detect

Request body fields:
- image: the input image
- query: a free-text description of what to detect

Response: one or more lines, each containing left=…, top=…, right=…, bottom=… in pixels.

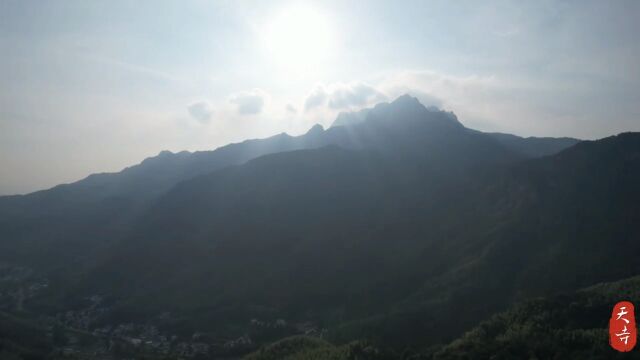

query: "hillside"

left=432, top=275, right=640, bottom=359
left=0, top=96, right=636, bottom=358
left=245, top=276, right=640, bottom=360
left=0, top=95, right=564, bottom=274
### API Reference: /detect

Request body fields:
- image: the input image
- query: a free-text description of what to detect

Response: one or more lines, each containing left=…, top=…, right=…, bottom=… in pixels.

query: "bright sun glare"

left=264, top=5, right=333, bottom=72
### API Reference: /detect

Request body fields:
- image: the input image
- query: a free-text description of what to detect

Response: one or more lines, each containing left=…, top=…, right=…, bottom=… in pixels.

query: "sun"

left=264, top=5, right=334, bottom=73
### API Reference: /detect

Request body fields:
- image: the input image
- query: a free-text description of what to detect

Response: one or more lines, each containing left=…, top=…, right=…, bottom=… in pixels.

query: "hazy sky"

left=1, top=0, right=640, bottom=195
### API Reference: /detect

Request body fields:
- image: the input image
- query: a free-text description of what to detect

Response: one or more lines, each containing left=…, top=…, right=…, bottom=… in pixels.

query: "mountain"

left=330, top=95, right=580, bottom=158
left=0, top=311, right=53, bottom=360
left=79, top=104, right=636, bottom=343
left=74, top=95, right=525, bottom=332
left=487, top=132, right=580, bottom=158
left=432, top=275, right=640, bottom=359
left=1, top=95, right=635, bottom=358
left=244, top=275, right=640, bottom=359
left=0, top=124, right=339, bottom=269
left=243, top=336, right=397, bottom=360
left=0, top=94, right=558, bottom=272
left=329, top=132, right=640, bottom=348
left=331, top=107, right=371, bottom=128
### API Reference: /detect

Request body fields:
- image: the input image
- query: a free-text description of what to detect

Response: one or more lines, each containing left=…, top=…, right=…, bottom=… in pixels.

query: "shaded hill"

left=1, top=95, right=634, bottom=357
left=328, top=132, right=640, bottom=347
left=0, top=95, right=543, bottom=273
left=432, top=275, right=640, bottom=359
left=244, top=336, right=344, bottom=360
left=1, top=95, right=565, bottom=274
left=488, top=132, right=580, bottom=158
left=246, top=276, right=640, bottom=360
left=0, top=125, right=338, bottom=271
left=82, top=119, right=638, bottom=350
left=0, top=311, right=55, bottom=360
left=244, top=336, right=398, bottom=360
left=80, top=96, right=525, bottom=331
left=330, top=97, right=580, bottom=158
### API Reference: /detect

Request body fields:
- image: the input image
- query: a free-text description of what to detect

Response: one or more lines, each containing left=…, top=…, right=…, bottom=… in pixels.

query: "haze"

left=1, top=0, right=639, bottom=195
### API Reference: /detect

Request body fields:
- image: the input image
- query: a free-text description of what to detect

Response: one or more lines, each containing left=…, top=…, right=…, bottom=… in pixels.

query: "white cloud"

left=294, top=72, right=522, bottom=134
left=229, top=88, right=269, bottom=115
left=375, top=70, right=615, bottom=137
left=286, top=104, right=297, bottom=114
left=304, top=82, right=388, bottom=113
left=304, top=85, right=328, bottom=111
left=187, top=101, right=214, bottom=123
left=377, top=70, right=515, bottom=131
left=327, top=82, right=387, bottom=109
left=189, top=69, right=612, bottom=144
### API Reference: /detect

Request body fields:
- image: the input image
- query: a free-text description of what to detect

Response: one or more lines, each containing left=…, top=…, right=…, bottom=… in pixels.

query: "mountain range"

left=1, top=95, right=638, bottom=359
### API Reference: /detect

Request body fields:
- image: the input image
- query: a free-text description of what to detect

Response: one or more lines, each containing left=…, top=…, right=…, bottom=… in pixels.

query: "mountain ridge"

left=1, top=95, right=634, bottom=358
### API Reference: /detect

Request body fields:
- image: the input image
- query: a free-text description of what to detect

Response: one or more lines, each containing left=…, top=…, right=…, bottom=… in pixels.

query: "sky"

left=1, top=0, right=640, bottom=195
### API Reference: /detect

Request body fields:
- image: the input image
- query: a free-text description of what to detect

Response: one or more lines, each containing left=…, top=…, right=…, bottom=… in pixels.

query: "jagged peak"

left=306, top=124, right=324, bottom=134
left=330, top=94, right=462, bottom=129
left=330, top=108, right=370, bottom=128
left=390, top=93, right=422, bottom=106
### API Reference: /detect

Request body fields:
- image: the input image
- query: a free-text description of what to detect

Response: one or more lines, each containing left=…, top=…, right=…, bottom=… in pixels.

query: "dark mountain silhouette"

left=345, top=132, right=640, bottom=347
left=72, top=96, right=526, bottom=332
left=0, top=95, right=635, bottom=358
left=244, top=275, right=640, bottom=359
left=0, top=95, right=562, bottom=270
left=487, top=131, right=580, bottom=158
left=431, top=275, right=640, bottom=359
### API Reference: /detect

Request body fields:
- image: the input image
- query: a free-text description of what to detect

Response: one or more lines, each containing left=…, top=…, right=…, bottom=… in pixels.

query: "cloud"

left=187, top=101, right=214, bottom=123
left=297, top=74, right=506, bottom=132
left=286, top=104, right=297, bottom=114
left=304, top=82, right=388, bottom=112
left=229, top=89, right=268, bottom=115
left=379, top=71, right=501, bottom=101
left=377, top=70, right=575, bottom=135
left=327, top=82, right=387, bottom=109
left=304, top=86, right=328, bottom=111
left=378, top=70, right=502, bottom=118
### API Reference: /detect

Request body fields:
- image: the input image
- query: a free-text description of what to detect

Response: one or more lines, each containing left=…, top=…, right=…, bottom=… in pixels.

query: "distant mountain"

left=329, top=95, right=459, bottom=129
left=0, top=94, right=535, bottom=271
left=79, top=96, right=524, bottom=329
left=329, top=132, right=640, bottom=348
left=330, top=95, right=580, bottom=158
left=0, top=129, right=327, bottom=269
left=487, top=132, right=580, bottom=158
left=0, top=95, right=576, bottom=223
left=0, top=95, right=635, bottom=358
left=331, top=107, right=371, bottom=128
left=81, top=107, right=637, bottom=346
